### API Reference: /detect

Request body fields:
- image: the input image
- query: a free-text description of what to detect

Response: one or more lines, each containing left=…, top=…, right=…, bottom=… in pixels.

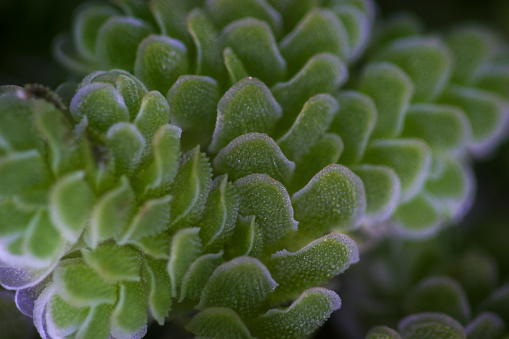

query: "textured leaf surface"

left=70, top=83, right=129, bottom=133
left=215, top=133, right=295, bottom=183
left=106, top=122, right=146, bottom=175
left=49, top=171, right=95, bottom=242
left=402, top=104, right=470, bottom=152
left=168, top=228, right=202, bottom=298
left=226, top=215, right=264, bottom=259
left=329, top=90, right=377, bottom=165
left=180, top=252, right=224, bottom=302
left=398, top=313, right=466, bottom=339
left=222, top=18, right=286, bottom=85
left=272, top=53, right=347, bottom=128
left=358, top=62, right=413, bottom=138
left=278, top=94, right=339, bottom=162
left=0, top=150, right=49, bottom=198
left=134, top=35, right=189, bottom=95
left=53, top=263, right=117, bottom=307
left=365, top=326, right=402, bottom=339
left=168, top=147, right=211, bottom=229
left=363, top=139, right=431, bottom=202
left=393, top=193, right=442, bottom=238
left=268, top=233, right=358, bottom=299
left=186, top=307, right=255, bottom=339
left=133, top=91, right=171, bottom=142
left=144, top=258, right=172, bottom=325
left=198, top=175, right=239, bottom=252
left=96, top=17, right=153, bottom=71
left=280, top=9, right=350, bottom=73
left=352, top=165, right=400, bottom=222
left=110, top=281, right=148, bottom=339
left=292, top=165, right=366, bottom=235
left=375, top=36, right=452, bottom=102
left=87, top=176, right=135, bottom=247
left=198, top=257, right=278, bottom=317
left=253, top=288, right=341, bottom=339
left=82, top=244, right=142, bottom=283
left=209, top=77, right=282, bottom=153
left=235, top=174, right=298, bottom=250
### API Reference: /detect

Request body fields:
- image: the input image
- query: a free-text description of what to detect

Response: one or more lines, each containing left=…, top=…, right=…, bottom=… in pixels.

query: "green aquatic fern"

left=1, top=0, right=509, bottom=338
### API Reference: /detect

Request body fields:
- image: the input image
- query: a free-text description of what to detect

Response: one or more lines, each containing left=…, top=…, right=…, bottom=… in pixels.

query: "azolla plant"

left=1, top=0, right=509, bottom=338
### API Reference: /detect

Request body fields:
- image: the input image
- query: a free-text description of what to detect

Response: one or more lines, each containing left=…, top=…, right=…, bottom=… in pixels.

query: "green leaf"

left=222, top=18, right=286, bottom=85
left=96, top=17, right=153, bottom=72
left=198, top=257, right=278, bottom=317
left=134, top=35, right=189, bottom=95
left=426, top=157, right=473, bottom=220
left=446, top=26, right=499, bottom=85
left=393, top=193, right=442, bottom=238
left=166, top=75, right=220, bottom=134
left=215, top=133, right=295, bottom=183
left=235, top=174, right=298, bottom=250
left=481, top=283, right=509, bottom=321
left=267, top=0, right=320, bottom=31
left=180, top=252, right=224, bottom=302
left=329, top=90, right=377, bottom=165
left=133, top=91, right=171, bottom=142
left=292, top=164, right=366, bottom=235
left=168, top=147, right=212, bottom=229
left=47, top=294, right=89, bottom=337
left=290, top=133, right=343, bottom=193
left=278, top=94, right=339, bottom=162
left=365, top=326, right=402, bottom=339
left=358, top=62, right=413, bottom=138
left=352, top=165, right=401, bottom=222
left=133, top=124, right=182, bottom=195
left=375, top=36, right=452, bottom=102
left=269, top=233, right=358, bottom=301
left=0, top=93, right=41, bottom=152
left=186, top=307, right=255, bottom=339
left=86, top=176, right=136, bottom=248
left=402, top=104, right=470, bottom=152
left=53, top=34, right=97, bottom=75
left=75, top=303, right=113, bottom=339
left=49, top=171, right=95, bottom=242
left=271, top=53, right=347, bottom=130
left=128, top=231, right=170, bottom=259
left=198, top=175, right=240, bottom=252
left=225, top=215, right=264, bottom=259
left=70, top=83, right=130, bottom=133
left=72, top=4, right=119, bottom=60
left=83, top=70, right=148, bottom=121
left=398, top=313, right=466, bottom=339
left=0, top=200, right=32, bottom=238
left=253, top=288, right=341, bottom=339
left=168, top=228, right=203, bottom=298
left=475, top=63, right=509, bottom=97
left=206, top=0, right=282, bottom=37
left=439, top=85, right=508, bottom=155
left=0, top=150, right=50, bottom=199
left=150, top=0, right=190, bottom=44
left=187, top=9, right=225, bottom=81
left=363, top=139, right=431, bottom=202
left=209, top=77, right=282, bottom=153
left=120, top=195, right=172, bottom=243
left=144, top=258, right=172, bottom=325
left=279, top=9, right=350, bottom=73
left=406, top=276, right=471, bottom=324
left=34, top=102, right=88, bottom=176
left=466, top=312, right=506, bottom=339
left=332, top=4, right=371, bottom=60
left=82, top=243, right=142, bottom=283
left=110, top=281, right=148, bottom=338
left=223, top=47, right=249, bottom=85
left=370, top=13, right=422, bottom=51
left=24, top=211, right=63, bottom=263
left=53, top=263, right=117, bottom=307
left=106, top=123, right=146, bottom=175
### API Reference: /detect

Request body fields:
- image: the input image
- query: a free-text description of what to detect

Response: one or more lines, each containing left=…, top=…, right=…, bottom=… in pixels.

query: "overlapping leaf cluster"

left=0, top=67, right=361, bottom=338
left=337, top=221, right=509, bottom=338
